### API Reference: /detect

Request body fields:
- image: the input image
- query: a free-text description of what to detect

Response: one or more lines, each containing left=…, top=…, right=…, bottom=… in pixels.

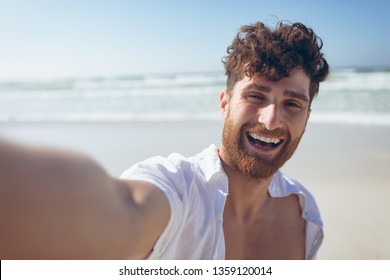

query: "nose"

left=258, top=104, right=283, bottom=130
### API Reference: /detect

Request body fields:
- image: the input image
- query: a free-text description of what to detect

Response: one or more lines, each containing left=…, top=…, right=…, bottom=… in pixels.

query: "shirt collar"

left=269, top=171, right=303, bottom=197
left=195, top=145, right=301, bottom=197
left=195, top=144, right=226, bottom=182
left=195, top=144, right=322, bottom=228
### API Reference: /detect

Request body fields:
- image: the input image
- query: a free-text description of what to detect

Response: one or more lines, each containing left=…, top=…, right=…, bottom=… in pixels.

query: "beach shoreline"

left=1, top=120, right=389, bottom=259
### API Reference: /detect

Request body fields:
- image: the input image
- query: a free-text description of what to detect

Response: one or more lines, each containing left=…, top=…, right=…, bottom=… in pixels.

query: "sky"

left=0, top=0, right=389, bottom=80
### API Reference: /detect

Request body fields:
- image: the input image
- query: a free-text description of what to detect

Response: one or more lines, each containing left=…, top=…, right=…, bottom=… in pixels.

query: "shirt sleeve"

left=120, top=155, right=186, bottom=258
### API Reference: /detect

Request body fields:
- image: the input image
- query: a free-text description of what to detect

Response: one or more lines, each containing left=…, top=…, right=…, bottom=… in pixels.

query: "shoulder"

left=121, top=145, right=221, bottom=192
left=120, top=153, right=195, bottom=195
left=122, top=153, right=189, bottom=175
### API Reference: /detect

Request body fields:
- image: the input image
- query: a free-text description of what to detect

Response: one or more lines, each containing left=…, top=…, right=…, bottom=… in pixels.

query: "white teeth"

left=249, top=132, right=281, bottom=144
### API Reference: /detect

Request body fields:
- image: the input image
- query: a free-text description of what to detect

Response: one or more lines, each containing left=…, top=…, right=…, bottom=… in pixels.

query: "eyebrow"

left=247, top=84, right=271, bottom=93
left=246, top=84, right=310, bottom=103
left=284, top=90, right=310, bottom=103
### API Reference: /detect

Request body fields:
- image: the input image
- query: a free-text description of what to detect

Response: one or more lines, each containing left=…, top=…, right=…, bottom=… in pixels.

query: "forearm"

left=0, top=140, right=133, bottom=259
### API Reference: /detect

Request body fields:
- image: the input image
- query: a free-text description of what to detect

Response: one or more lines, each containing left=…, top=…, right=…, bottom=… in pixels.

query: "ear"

left=219, top=90, right=229, bottom=119
left=306, top=109, right=311, bottom=124
left=303, top=109, right=311, bottom=134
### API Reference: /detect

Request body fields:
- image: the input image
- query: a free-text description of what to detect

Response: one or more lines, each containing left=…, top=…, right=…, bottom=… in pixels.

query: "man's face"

left=219, top=67, right=311, bottom=180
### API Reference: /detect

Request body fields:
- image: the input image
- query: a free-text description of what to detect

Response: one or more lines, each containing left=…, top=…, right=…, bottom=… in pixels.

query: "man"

left=0, top=21, right=329, bottom=260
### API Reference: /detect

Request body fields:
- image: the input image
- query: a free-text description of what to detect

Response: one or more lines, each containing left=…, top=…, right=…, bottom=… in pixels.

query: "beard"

left=221, top=116, right=303, bottom=180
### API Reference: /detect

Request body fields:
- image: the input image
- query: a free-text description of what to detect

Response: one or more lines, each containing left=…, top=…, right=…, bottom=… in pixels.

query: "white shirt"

left=121, top=144, right=324, bottom=259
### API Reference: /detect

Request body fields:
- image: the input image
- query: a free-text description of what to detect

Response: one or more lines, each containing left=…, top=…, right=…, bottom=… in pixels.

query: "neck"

left=220, top=156, right=275, bottom=222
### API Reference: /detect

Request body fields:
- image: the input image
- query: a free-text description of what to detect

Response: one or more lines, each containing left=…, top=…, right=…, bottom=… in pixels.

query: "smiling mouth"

left=246, top=132, right=284, bottom=149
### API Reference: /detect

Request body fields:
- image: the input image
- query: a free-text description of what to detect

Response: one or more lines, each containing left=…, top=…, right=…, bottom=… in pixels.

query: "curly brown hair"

left=223, top=21, right=329, bottom=102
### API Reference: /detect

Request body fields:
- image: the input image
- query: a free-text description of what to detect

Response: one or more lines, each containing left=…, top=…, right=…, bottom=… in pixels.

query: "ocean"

left=0, top=67, right=389, bottom=126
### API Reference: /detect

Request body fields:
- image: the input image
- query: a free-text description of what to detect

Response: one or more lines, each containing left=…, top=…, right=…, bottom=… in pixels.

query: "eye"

left=247, top=93, right=265, bottom=102
left=284, top=100, right=302, bottom=111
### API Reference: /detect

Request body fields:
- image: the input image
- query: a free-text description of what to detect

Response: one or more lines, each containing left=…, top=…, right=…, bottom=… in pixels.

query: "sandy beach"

left=1, top=120, right=389, bottom=259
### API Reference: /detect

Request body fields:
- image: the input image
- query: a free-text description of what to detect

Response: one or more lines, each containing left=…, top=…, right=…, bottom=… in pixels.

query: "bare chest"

left=223, top=197, right=306, bottom=260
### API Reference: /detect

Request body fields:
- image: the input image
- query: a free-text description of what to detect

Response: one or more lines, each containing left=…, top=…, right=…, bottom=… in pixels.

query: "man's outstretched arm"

left=0, top=139, right=170, bottom=259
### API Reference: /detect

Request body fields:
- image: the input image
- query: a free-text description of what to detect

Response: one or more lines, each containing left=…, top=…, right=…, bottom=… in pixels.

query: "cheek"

left=288, top=114, right=309, bottom=136
left=230, top=102, right=257, bottom=120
